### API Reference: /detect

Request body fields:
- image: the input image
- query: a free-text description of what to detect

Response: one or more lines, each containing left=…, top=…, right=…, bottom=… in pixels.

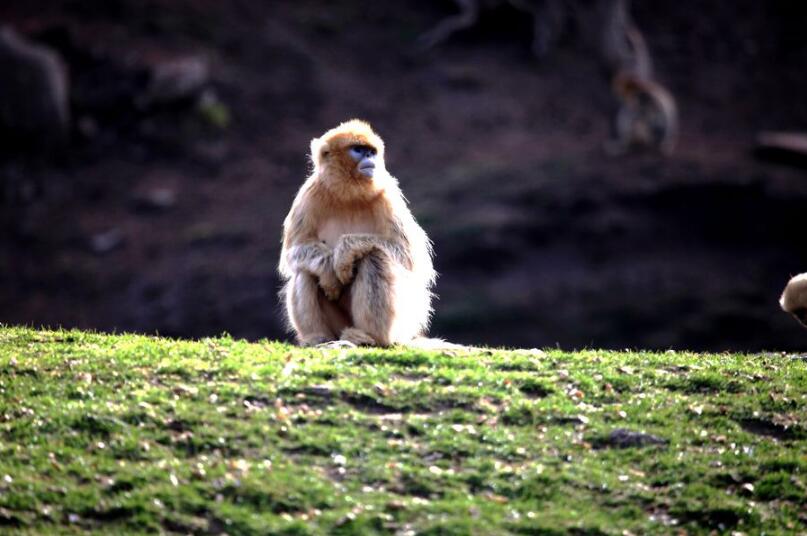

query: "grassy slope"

left=0, top=327, right=805, bottom=535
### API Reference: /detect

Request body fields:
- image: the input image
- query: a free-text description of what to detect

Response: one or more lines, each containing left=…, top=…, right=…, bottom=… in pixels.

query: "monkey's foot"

left=339, top=328, right=378, bottom=346
left=299, top=334, right=332, bottom=347
left=315, top=340, right=358, bottom=349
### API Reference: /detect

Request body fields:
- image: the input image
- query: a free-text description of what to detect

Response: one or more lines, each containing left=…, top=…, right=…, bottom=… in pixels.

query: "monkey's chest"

left=317, top=215, right=380, bottom=248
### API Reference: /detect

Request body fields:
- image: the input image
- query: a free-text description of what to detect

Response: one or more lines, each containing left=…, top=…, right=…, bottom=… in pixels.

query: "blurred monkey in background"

left=418, top=0, right=679, bottom=155
left=600, top=0, right=678, bottom=155
left=781, top=274, right=807, bottom=328
left=605, top=70, right=678, bottom=155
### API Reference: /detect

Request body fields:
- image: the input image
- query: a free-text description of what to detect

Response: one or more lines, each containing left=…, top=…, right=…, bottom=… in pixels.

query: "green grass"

left=0, top=326, right=805, bottom=535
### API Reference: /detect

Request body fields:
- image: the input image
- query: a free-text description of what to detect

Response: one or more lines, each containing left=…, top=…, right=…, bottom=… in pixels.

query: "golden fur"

left=781, top=273, right=807, bottom=328
left=279, top=120, right=436, bottom=346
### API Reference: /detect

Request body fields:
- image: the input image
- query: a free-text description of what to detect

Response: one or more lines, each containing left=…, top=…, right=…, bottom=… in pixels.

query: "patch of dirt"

left=738, top=417, right=804, bottom=441
left=341, top=392, right=402, bottom=415
left=1, top=1, right=807, bottom=351
left=591, top=428, right=669, bottom=449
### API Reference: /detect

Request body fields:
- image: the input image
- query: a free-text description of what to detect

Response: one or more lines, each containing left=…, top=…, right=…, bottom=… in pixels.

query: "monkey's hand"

left=333, top=234, right=385, bottom=285
left=285, top=242, right=333, bottom=279
left=318, top=265, right=342, bottom=301
left=284, top=242, right=343, bottom=300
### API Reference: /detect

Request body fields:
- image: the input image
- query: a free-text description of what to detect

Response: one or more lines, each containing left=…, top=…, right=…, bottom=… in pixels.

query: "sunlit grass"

left=0, top=326, right=805, bottom=534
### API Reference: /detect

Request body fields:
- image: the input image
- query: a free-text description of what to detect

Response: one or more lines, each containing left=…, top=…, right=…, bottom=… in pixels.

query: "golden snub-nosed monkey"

left=279, top=120, right=436, bottom=347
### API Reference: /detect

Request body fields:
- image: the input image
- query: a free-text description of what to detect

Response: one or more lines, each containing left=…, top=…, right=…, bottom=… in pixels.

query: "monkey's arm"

left=333, top=230, right=415, bottom=285
left=283, top=242, right=342, bottom=300
left=333, top=234, right=400, bottom=285
left=280, top=196, right=343, bottom=300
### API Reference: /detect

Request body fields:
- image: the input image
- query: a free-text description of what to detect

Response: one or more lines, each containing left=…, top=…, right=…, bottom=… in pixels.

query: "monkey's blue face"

left=348, top=145, right=377, bottom=178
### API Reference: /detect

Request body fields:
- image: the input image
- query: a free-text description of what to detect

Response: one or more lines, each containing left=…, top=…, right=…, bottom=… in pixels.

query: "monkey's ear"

left=310, top=137, right=329, bottom=166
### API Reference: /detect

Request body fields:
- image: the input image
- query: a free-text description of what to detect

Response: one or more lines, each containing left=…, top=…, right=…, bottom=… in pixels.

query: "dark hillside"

left=1, top=1, right=806, bottom=350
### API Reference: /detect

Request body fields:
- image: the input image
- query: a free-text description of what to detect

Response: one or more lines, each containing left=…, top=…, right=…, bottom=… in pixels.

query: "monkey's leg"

left=287, top=272, right=337, bottom=346
left=341, top=250, right=396, bottom=347
left=322, top=292, right=352, bottom=338
left=603, top=105, right=633, bottom=156
left=416, top=0, right=480, bottom=52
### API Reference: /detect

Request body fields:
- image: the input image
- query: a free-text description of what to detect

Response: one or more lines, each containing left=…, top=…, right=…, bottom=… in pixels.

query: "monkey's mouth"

left=358, top=163, right=375, bottom=177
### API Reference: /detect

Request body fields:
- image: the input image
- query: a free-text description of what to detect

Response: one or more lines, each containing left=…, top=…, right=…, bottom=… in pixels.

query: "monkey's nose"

left=358, top=161, right=375, bottom=177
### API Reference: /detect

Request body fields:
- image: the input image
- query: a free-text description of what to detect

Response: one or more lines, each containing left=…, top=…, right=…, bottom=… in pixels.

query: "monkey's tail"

left=405, top=337, right=472, bottom=351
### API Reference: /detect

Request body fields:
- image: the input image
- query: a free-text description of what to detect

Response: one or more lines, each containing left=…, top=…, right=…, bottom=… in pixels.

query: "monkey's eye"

left=350, top=145, right=376, bottom=155
left=349, top=145, right=375, bottom=162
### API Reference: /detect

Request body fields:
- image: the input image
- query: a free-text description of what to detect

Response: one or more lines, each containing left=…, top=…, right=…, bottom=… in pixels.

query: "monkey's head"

left=310, top=119, right=390, bottom=198
left=781, top=273, right=807, bottom=328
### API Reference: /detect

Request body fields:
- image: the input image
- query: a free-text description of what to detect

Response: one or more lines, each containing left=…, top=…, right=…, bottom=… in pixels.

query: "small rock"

left=144, top=56, right=209, bottom=106
left=131, top=187, right=177, bottom=212
left=90, top=228, right=124, bottom=254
